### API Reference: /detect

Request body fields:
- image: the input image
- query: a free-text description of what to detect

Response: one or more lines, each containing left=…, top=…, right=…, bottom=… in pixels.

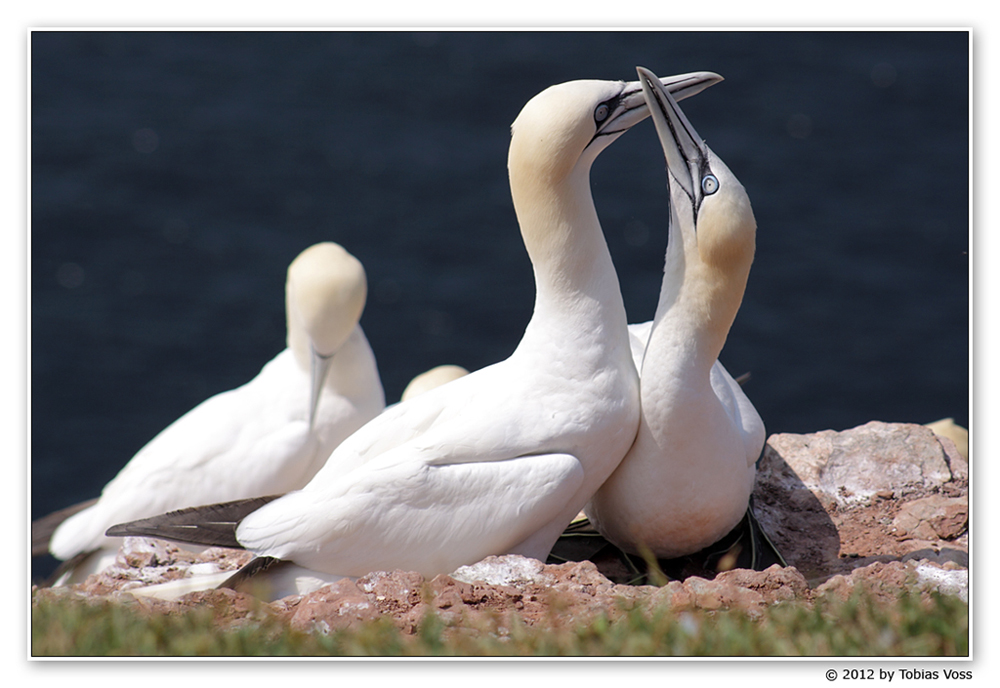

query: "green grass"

left=31, top=587, right=967, bottom=657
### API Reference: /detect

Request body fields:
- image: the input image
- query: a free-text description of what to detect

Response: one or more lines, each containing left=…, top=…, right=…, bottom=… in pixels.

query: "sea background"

left=30, top=30, right=969, bottom=578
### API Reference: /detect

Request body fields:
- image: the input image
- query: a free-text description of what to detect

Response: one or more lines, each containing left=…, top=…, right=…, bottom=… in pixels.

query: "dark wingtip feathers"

left=105, top=494, right=284, bottom=549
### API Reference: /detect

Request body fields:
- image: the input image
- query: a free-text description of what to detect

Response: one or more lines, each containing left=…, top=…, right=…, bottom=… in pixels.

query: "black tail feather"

left=105, top=495, right=284, bottom=548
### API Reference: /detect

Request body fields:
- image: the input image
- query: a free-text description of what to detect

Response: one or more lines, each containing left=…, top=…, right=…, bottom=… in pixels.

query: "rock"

left=892, top=495, right=968, bottom=540
left=649, top=580, right=694, bottom=611
left=452, top=554, right=552, bottom=587
left=913, top=562, right=969, bottom=603
left=814, top=559, right=968, bottom=605
left=171, top=587, right=274, bottom=629
left=752, top=442, right=842, bottom=580
left=35, top=419, right=969, bottom=640
left=287, top=578, right=381, bottom=634
left=714, top=565, right=810, bottom=604
left=684, top=576, right=764, bottom=613
left=548, top=559, right=619, bottom=596
left=753, top=421, right=969, bottom=582
left=814, top=561, right=914, bottom=604
left=117, top=536, right=176, bottom=570
left=639, top=565, right=811, bottom=619
left=356, top=569, right=424, bottom=610
left=764, top=421, right=954, bottom=507
left=925, top=417, right=969, bottom=461
left=75, top=538, right=253, bottom=597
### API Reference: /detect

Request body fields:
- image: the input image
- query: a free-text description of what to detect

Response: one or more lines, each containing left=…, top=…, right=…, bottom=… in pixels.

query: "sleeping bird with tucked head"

left=34, top=242, right=385, bottom=584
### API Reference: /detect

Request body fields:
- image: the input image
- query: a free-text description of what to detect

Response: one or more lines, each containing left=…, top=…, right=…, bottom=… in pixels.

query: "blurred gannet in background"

left=107, top=70, right=723, bottom=601
left=34, top=242, right=385, bottom=584
left=924, top=417, right=969, bottom=461
left=587, top=67, right=765, bottom=559
left=400, top=364, right=470, bottom=402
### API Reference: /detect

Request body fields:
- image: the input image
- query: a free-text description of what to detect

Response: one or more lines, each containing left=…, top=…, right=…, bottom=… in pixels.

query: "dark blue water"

left=31, top=31, right=969, bottom=550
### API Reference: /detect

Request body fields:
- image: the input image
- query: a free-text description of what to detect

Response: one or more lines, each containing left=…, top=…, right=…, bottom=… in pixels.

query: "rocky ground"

left=32, top=420, right=969, bottom=636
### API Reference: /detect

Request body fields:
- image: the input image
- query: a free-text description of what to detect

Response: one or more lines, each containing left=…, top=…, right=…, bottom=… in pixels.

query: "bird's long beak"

left=309, top=347, right=334, bottom=430
left=636, top=65, right=710, bottom=204
left=596, top=70, right=722, bottom=138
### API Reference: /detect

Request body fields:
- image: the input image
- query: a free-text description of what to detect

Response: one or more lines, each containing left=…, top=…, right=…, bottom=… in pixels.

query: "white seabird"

left=107, top=70, right=723, bottom=601
left=587, top=67, right=765, bottom=559
left=400, top=364, right=470, bottom=402
left=38, top=242, right=386, bottom=583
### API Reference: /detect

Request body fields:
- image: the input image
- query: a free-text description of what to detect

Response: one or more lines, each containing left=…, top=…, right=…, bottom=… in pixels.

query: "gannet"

left=107, top=70, right=723, bottom=601
left=925, top=417, right=968, bottom=461
left=37, top=242, right=386, bottom=583
left=400, top=364, right=470, bottom=402
left=586, top=67, right=765, bottom=559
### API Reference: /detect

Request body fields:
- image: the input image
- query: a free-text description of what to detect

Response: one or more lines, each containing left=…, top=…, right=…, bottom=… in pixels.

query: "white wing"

left=234, top=355, right=617, bottom=576
left=237, top=449, right=585, bottom=577
left=307, top=359, right=573, bottom=485
left=709, top=360, right=766, bottom=467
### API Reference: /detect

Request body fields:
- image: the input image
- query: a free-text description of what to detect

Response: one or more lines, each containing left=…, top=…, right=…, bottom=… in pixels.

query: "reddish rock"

left=714, top=565, right=809, bottom=604
left=753, top=421, right=968, bottom=582
left=34, top=420, right=970, bottom=639
left=288, top=578, right=382, bottom=633
left=762, top=421, right=955, bottom=508
left=893, top=495, right=968, bottom=540
left=649, top=580, right=694, bottom=612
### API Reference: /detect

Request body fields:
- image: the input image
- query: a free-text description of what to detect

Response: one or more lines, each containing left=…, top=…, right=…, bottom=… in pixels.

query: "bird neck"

left=284, top=323, right=329, bottom=380
left=649, top=214, right=754, bottom=375
left=286, top=315, right=314, bottom=373
left=510, top=160, right=627, bottom=338
left=319, top=326, right=382, bottom=400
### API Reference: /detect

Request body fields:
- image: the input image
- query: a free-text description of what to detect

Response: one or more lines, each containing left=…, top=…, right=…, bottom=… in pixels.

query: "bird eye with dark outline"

left=594, top=103, right=610, bottom=123
left=702, top=174, right=719, bottom=195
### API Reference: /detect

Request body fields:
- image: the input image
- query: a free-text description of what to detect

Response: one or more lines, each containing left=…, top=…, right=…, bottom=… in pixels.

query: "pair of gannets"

left=34, top=242, right=386, bottom=583
left=587, top=68, right=764, bottom=558
left=107, top=69, right=740, bottom=601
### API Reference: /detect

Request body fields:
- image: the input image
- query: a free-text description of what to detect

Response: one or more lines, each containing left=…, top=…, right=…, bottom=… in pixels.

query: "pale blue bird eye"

left=594, top=104, right=610, bottom=123
left=702, top=174, right=719, bottom=195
